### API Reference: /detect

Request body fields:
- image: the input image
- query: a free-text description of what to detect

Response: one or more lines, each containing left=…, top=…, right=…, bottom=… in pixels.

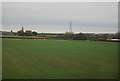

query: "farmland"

left=2, top=39, right=118, bottom=79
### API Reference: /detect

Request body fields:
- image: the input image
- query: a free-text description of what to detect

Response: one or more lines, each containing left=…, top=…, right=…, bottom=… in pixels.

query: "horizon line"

left=0, top=30, right=118, bottom=34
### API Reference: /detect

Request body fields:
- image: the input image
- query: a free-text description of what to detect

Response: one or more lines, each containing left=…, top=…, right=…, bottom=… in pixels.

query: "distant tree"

left=85, top=33, right=97, bottom=41
left=11, top=30, right=13, bottom=33
left=98, top=34, right=110, bottom=41
left=73, top=33, right=86, bottom=40
left=116, top=31, right=120, bottom=39
left=17, top=30, right=24, bottom=36
left=32, top=31, right=37, bottom=36
left=25, top=30, right=32, bottom=36
left=63, top=32, right=74, bottom=40
left=55, top=32, right=87, bottom=40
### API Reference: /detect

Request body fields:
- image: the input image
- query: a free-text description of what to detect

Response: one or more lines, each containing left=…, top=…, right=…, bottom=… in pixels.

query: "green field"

left=2, top=39, right=118, bottom=79
left=2, top=35, right=48, bottom=38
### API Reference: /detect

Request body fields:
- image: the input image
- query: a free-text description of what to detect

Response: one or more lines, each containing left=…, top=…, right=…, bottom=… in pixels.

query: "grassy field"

left=2, top=39, right=118, bottom=79
left=2, top=35, right=47, bottom=38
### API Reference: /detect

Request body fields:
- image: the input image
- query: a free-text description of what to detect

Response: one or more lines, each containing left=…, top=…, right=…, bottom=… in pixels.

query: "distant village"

left=1, top=27, right=38, bottom=36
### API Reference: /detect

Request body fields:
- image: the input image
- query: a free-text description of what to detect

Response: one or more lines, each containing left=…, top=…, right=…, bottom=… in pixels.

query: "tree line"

left=54, top=32, right=119, bottom=41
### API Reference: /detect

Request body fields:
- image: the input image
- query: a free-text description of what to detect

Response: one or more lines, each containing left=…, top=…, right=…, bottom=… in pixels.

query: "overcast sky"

left=2, top=2, right=118, bottom=33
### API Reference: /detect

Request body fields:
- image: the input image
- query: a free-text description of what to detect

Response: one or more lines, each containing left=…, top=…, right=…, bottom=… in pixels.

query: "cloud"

left=2, top=2, right=118, bottom=33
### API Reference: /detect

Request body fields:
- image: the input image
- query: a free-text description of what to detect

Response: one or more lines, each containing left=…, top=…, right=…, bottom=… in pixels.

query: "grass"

left=38, top=34, right=58, bottom=37
left=2, top=39, right=118, bottom=79
left=2, top=35, right=47, bottom=38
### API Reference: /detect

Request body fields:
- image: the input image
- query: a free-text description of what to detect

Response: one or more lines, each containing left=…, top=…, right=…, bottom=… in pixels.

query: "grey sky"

left=2, top=2, right=118, bottom=33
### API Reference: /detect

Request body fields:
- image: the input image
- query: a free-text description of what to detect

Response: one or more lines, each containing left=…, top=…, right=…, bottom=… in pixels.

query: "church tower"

left=22, top=26, right=24, bottom=32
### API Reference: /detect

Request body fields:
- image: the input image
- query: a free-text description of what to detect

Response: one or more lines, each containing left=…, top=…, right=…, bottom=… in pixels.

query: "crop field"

left=2, top=39, right=118, bottom=79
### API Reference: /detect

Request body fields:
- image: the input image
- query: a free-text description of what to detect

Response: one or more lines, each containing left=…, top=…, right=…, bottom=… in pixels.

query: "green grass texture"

left=2, top=39, right=118, bottom=79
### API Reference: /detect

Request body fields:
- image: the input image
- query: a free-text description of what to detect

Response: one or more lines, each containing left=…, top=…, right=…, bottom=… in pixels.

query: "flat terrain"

left=2, top=39, right=118, bottom=79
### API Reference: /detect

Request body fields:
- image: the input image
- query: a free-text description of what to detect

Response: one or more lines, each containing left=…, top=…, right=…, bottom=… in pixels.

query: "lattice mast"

left=69, top=20, right=72, bottom=33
